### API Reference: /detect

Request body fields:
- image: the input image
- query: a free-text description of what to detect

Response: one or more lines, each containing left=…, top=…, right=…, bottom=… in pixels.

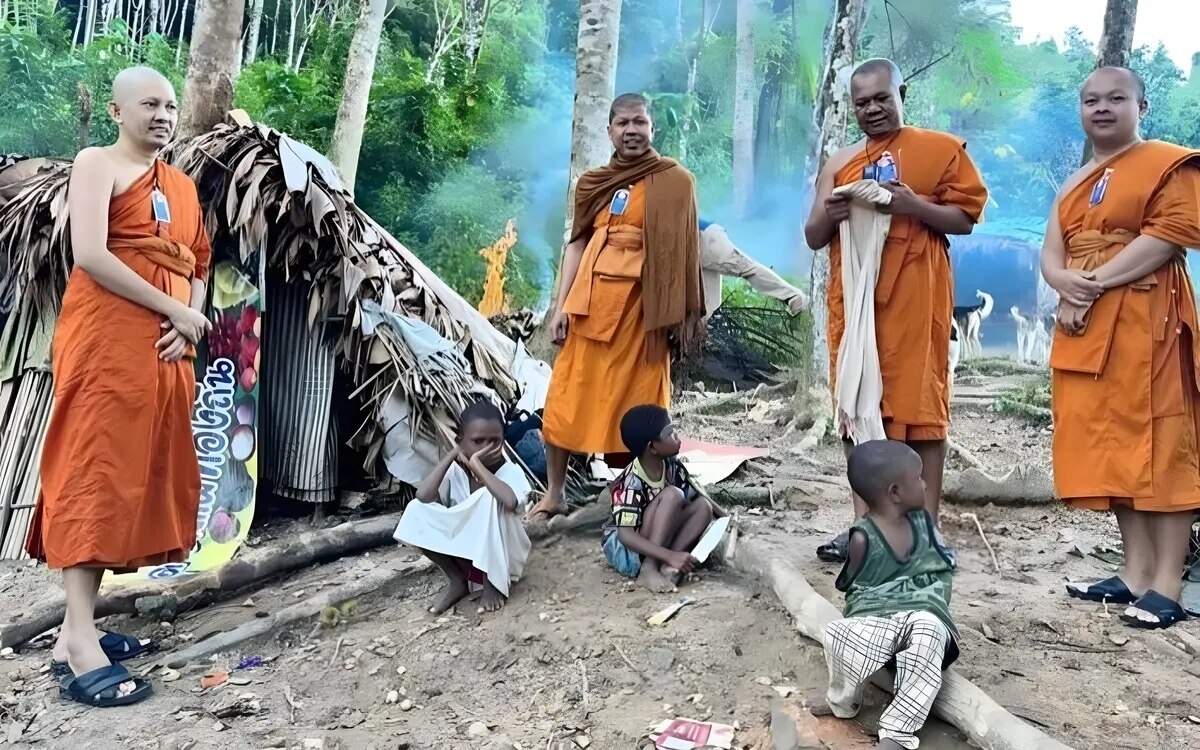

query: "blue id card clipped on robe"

left=610, top=188, right=630, bottom=216
left=151, top=188, right=172, bottom=223
left=862, top=150, right=898, bottom=183
left=1089, top=168, right=1113, bottom=207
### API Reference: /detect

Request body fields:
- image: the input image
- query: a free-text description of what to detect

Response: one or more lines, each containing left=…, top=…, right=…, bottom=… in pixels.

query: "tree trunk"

left=732, top=0, right=756, bottom=218
left=244, top=0, right=264, bottom=66
left=527, top=0, right=621, bottom=363
left=461, top=0, right=486, bottom=70
left=178, top=0, right=246, bottom=139
left=328, top=0, right=388, bottom=195
left=149, top=0, right=160, bottom=34
left=76, top=83, right=93, bottom=151
left=1081, top=0, right=1139, bottom=164
left=754, top=0, right=792, bottom=185
left=561, top=0, right=622, bottom=248
left=796, top=0, right=869, bottom=425
left=175, top=0, right=190, bottom=65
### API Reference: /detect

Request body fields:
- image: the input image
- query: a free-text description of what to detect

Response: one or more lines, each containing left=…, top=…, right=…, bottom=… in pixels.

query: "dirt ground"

left=0, top=365, right=1196, bottom=749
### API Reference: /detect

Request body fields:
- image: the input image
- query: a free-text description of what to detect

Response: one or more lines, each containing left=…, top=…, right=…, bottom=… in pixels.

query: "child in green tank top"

left=822, top=440, right=958, bottom=750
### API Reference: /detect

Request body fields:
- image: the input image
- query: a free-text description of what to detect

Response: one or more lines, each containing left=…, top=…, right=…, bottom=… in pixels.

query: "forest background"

left=4, top=0, right=1200, bottom=311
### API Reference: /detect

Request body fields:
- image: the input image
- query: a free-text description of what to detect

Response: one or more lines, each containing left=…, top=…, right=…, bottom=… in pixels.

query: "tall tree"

left=461, top=0, right=487, bottom=71
left=562, top=0, right=622, bottom=243
left=244, top=0, right=265, bottom=66
left=329, top=0, right=388, bottom=195
left=1082, top=0, right=1139, bottom=163
left=797, top=0, right=869, bottom=429
left=754, top=0, right=793, bottom=186
left=178, top=0, right=246, bottom=138
left=732, top=0, right=756, bottom=217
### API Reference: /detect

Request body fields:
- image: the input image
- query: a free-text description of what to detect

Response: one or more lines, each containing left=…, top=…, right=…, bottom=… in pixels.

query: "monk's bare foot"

left=476, top=582, right=507, bottom=613
left=526, top=492, right=568, bottom=521
left=877, top=739, right=905, bottom=750
left=430, top=576, right=469, bottom=615
left=637, top=564, right=677, bottom=594
left=65, top=628, right=135, bottom=696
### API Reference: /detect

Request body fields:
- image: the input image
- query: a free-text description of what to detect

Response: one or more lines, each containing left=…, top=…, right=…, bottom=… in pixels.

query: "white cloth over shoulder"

left=393, top=461, right=532, bottom=597
left=832, top=179, right=892, bottom=444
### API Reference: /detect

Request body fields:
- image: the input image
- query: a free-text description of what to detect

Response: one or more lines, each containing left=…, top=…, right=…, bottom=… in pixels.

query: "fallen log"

left=164, top=557, right=431, bottom=669
left=674, top=380, right=793, bottom=416
left=2, top=513, right=403, bottom=650
left=732, top=536, right=1076, bottom=750
left=943, top=466, right=1055, bottom=506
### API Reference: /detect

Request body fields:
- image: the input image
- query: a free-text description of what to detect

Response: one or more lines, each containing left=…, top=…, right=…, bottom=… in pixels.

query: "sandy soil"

left=0, top=365, right=1195, bottom=749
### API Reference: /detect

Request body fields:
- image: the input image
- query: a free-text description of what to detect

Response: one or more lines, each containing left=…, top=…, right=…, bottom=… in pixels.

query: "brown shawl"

left=571, top=149, right=704, bottom=353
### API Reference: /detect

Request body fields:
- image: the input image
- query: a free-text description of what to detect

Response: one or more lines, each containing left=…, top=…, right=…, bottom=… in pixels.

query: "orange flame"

left=478, top=219, right=517, bottom=318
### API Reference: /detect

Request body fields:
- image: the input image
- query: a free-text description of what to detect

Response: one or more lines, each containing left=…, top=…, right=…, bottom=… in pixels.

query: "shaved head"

left=108, top=66, right=178, bottom=150
left=111, top=66, right=174, bottom=106
left=1086, top=65, right=1146, bottom=102
left=847, top=440, right=922, bottom=508
left=852, top=58, right=904, bottom=88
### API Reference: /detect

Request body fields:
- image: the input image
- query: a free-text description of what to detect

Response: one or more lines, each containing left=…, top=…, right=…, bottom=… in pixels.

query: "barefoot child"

left=600, top=404, right=722, bottom=593
left=822, top=440, right=958, bottom=750
left=394, top=402, right=532, bottom=615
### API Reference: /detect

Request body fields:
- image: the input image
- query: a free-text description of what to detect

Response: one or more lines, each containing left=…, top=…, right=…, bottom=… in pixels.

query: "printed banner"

left=109, top=255, right=263, bottom=584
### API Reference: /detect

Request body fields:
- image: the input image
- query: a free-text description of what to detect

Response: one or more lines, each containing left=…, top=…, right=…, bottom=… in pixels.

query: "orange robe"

left=828, top=127, right=989, bottom=441
left=1050, top=141, right=1200, bottom=512
left=542, top=181, right=670, bottom=454
left=26, top=160, right=211, bottom=571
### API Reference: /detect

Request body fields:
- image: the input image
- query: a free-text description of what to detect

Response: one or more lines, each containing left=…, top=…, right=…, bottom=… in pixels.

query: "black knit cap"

left=620, top=404, right=672, bottom=456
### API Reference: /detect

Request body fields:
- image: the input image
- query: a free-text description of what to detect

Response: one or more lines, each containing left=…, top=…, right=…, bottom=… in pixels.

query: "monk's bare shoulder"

left=71, top=147, right=115, bottom=172
left=822, top=143, right=859, bottom=180
left=69, top=148, right=117, bottom=195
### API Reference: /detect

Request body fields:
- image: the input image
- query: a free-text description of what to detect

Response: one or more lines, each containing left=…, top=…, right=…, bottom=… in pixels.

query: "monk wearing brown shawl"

left=25, top=67, right=212, bottom=707
left=528, top=93, right=704, bottom=520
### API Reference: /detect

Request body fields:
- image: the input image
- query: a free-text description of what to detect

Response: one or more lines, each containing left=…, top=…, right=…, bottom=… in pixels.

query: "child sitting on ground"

left=393, top=401, right=531, bottom=615
left=822, top=439, right=959, bottom=750
left=600, top=404, right=723, bottom=593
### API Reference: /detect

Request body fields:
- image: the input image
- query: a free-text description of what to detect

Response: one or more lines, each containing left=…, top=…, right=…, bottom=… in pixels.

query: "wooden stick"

left=732, top=538, right=1077, bottom=750
left=961, top=512, right=1002, bottom=573
left=163, top=558, right=429, bottom=669
left=947, top=438, right=987, bottom=472
left=3, top=512, right=405, bottom=649
left=577, top=659, right=590, bottom=718
left=674, top=380, right=792, bottom=416
left=608, top=639, right=644, bottom=681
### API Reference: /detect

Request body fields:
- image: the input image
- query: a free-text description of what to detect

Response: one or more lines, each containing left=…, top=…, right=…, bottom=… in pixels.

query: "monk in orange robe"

left=25, top=67, right=212, bottom=706
left=527, top=93, right=704, bottom=520
left=805, top=59, right=989, bottom=562
left=1043, top=66, right=1200, bottom=630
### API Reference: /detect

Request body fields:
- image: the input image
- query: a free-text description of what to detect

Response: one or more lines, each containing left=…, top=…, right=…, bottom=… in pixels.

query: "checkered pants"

left=822, top=611, right=950, bottom=750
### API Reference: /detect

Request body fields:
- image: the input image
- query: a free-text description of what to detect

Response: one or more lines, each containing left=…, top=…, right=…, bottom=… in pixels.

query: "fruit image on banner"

left=110, top=257, right=263, bottom=584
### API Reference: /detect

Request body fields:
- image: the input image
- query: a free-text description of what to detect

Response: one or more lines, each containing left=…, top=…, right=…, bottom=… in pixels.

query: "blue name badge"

left=861, top=153, right=898, bottom=183
left=151, top=188, right=172, bottom=223
left=1089, top=168, right=1113, bottom=207
left=609, top=188, right=630, bottom=217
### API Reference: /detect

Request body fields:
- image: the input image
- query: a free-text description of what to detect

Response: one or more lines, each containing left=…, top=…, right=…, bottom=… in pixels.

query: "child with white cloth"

left=394, top=402, right=532, bottom=615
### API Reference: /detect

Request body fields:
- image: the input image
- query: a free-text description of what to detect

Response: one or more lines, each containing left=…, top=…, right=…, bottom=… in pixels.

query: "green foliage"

left=994, top=372, right=1052, bottom=425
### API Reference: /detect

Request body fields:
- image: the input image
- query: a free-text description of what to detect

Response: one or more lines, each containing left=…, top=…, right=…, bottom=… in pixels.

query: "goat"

left=953, top=290, right=993, bottom=359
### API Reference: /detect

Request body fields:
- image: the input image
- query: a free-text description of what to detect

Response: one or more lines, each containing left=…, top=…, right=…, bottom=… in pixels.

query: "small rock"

left=755, top=676, right=772, bottom=686
left=386, top=690, right=400, bottom=705
left=981, top=622, right=997, bottom=641
left=573, top=737, right=592, bottom=748
left=396, top=666, right=407, bottom=675
left=228, top=676, right=252, bottom=686
left=1108, top=633, right=1129, bottom=646
left=161, top=669, right=181, bottom=683
left=449, top=648, right=460, bottom=657
left=467, top=721, right=490, bottom=738
left=301, top=740, right=326, bottom=750
left=400, top=699, right=414, bottom=711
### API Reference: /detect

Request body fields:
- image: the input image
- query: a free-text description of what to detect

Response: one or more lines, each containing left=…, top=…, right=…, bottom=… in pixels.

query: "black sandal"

left=1120, top=590, right=1188, bottom=630
left=51, top=632, right=154, bottom=679
left=817, top=532, right=850, bottom=563
left=1066, top=576, right=1137, bottom=605
left=59, top=663, right=153, bottom=707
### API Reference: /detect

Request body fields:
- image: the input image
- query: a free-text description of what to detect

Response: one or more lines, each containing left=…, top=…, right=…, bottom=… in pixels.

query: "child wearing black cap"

left=599, top=404, right=722, bottom=593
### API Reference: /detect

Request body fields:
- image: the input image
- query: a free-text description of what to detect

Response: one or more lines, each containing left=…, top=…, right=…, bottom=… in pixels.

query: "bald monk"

left=527, top=93, right=704, bottom=520
left=1044, top=67, right=1200, bottom=630
left=25, top=67, right=212, bottom=706
left=805, top=59, right=988, bottom=562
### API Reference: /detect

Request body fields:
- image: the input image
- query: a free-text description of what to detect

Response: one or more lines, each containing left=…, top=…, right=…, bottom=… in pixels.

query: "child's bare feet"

left=637, top=564, right=677, bottom=593
left=476, top=581, right=507, bottom=613
left=430, top=576, right=469, bottom=615
left=661, top=566, right=683, bottom=585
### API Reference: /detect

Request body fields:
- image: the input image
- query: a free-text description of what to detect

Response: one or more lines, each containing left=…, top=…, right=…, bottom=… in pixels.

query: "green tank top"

left=836, top=509, right=958, bottom=638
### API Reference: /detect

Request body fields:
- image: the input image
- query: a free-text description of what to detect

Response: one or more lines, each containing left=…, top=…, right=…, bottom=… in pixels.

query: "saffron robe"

left=26, top=160, right=211, bottom=571
left=828, top=127, right=989, bottom=441
left=543, top=181, right=671, bottom=454
left=1050, top=141, right=1200, bottom=512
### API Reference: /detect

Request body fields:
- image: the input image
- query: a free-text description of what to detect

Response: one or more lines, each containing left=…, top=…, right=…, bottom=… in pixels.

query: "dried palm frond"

left=0, top=116, right=527, bottom=476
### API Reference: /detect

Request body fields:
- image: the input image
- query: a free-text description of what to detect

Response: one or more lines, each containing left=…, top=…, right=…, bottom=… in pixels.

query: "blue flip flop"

left=59, top=663, right=152, bottom=707
left=51, top=632, right=154, bottom=679
left=1120, top=590, right=1188, bottom=630
left=1066, top=576, right=1137, bottom=604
